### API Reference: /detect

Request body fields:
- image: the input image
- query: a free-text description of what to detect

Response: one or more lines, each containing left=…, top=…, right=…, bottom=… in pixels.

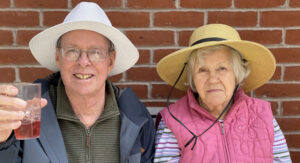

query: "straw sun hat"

left=157, top=24, right=276, bottom=92
left=29, top=2, right=138, bottom=76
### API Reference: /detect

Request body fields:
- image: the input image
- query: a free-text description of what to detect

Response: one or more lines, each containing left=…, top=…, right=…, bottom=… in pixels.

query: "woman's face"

left=192, top=48, right=236, bottom=111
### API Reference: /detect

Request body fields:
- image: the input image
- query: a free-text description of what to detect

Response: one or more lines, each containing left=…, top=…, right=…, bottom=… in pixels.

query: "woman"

left=154, top=24, right=291, bottom=162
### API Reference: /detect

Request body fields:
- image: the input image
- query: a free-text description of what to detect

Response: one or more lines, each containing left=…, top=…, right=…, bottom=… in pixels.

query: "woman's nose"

left=208, top=72, right=219, bottom=83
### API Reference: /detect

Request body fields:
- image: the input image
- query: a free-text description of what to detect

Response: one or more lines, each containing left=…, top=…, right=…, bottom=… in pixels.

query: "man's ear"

left=108, top=51, right=116, bottom=73
left=55, top=49, right=61, bottom=68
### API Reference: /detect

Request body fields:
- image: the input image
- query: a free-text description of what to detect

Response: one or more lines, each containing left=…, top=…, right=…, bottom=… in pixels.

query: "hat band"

left=191, top=37, right=226, bottom=46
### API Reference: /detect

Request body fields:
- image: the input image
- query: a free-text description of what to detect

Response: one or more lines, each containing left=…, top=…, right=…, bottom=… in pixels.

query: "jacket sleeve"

left=0, top=133, right=22, bottom=163
left=140, top=110, right=155, bottom=163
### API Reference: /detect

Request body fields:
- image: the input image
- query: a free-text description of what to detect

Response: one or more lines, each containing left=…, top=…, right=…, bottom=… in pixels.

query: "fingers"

left=0, top=85, right=26, bottom=109
left=0, top=95, right=26, bottom=110
left=41, top=98, right=48, bottom=108
left=0, top=109, right=25, bottom=121
left=0, top=85, right=18, bottom=96
left=0, top=121, right=21, bottom=131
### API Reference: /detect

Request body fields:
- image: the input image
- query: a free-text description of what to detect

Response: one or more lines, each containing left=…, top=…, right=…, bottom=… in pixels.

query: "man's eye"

left=91, top=49, right=101, bottom=55
left=69, top=49, right=77, bottom=52
left=66, top=48, right=78, bottom=54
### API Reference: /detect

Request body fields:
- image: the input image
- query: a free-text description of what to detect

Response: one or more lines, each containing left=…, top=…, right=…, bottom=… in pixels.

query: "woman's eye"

left=198, top=68, right=207, bottom=72
left=218, top=67, right=227, bottom=71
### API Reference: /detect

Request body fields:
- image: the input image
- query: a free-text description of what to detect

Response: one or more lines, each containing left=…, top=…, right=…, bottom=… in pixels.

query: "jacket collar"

left=116, top=87, right=149, bottom=163
left=39, top=89, right=68, bottom=163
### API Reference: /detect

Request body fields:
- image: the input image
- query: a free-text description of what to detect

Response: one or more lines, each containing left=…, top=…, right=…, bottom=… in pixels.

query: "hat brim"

left=157, top=40, right=276, bottom=92
left=29, top=21, right=139, bottom=76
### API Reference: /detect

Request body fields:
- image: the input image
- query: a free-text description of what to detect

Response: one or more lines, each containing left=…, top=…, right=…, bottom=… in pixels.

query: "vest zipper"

left=220, top=122, right=230, bottom=163
left=86, top=128, right=91, bottom=163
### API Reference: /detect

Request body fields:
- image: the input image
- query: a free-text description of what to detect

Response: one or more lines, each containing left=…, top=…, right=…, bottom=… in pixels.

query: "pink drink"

left=14, top=121, right=41, bottom=139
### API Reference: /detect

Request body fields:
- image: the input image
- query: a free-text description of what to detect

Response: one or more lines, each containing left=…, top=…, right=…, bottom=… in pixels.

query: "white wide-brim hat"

left=157, top=24, right=276, bottom=92
left=29, top=2, right=139, bottom=76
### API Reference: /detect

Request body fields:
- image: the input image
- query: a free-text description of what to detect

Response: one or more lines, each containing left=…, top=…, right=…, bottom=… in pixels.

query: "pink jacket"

left=160, top=88, right=274, bottom=163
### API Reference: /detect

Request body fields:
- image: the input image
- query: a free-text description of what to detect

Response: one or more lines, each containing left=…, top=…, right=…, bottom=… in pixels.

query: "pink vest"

left=160, top=88, right=274, bottom=163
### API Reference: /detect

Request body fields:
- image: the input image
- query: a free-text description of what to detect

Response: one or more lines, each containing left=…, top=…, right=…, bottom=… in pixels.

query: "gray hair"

left=187, top=45, right=251, bottom=92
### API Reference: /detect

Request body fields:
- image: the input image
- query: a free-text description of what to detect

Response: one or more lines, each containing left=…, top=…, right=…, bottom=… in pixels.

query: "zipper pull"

left=86, top=129, right=91, bottom=147
left=221, top=123, right=224, bottom=135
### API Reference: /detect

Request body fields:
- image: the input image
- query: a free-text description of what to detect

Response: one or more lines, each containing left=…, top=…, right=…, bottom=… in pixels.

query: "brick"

left=239, top=30, right=282, bottom=45
left=270, top=102, right=278, bottom=115
left=271, top=67, right=281, bottom=80
left=19, top=68, right=53, bottom=82
left=117, top=84, right=148, bottom=99
left=178, top=30, right=193, bottom=46
left=0, top=30, right=13, bottom=45
left=15, top=0, right=67, bottom=8
left=208, top=12, right=257, bottom=27
left=107, top=12, right=149, bottom=27
left=154, top=12, right=204, bottom=27
left=255, top=84, right=300, bottom=97
left=0, top=0, right=10, bottom=7
left=43, top=11, right=68, bottom=27
left=144, top=101, right=166, bottom=107
left=285, top=134, right=300, bottom=148
left=181, top=0, right=231, bottom=8
left=137, top=50, right=150, bottom=64
left=290, top=0, right=300, bottom=7
left=153, top=49, right=179, bottom=63
left=17, top=30, right=41, bottom=46
left=126, top=67, right=161, bottom=81
left=276, top=118, right=300, bottom=132
left=0, top=11, right=39, bottom=27
left=284, top=66, right=300, bottom=81
left=0, top=68, right=15, bottom=82
left=152, top=84, right=187, bottom=99
left=271, top=48, right=300, bottom=63
left=282, top=101, right=300, bottom=115
left=235, top=0, right=285, bottom=8
left=261, top=11, right=300, bottom=27
left=72, top=0, right=122, bottom=8
left=108, top=74, right=122, bottom=82
left=286, top=29, right=300, bottom=45
left=126, top=30, right=174, bottom=46
left=127, top=0, right=175, bottom=8
left=0, top=49, right=38, bottom=64
left=290, top=151, right=300, bottom=163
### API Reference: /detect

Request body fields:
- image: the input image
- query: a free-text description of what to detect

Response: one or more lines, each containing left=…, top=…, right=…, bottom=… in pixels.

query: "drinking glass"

left=13, top=83, right=41, bottom=140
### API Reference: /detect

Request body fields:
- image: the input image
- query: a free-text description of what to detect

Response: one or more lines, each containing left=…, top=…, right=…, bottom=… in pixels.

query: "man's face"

left=55, top=29, right=115, bottom=96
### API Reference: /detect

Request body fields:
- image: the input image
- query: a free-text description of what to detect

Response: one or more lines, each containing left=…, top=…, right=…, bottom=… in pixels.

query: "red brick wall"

left=0, top=0, right=299, bottom=161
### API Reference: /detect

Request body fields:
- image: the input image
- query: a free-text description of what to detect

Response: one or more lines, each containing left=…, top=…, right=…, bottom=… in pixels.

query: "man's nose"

left=77, top=51, right=91, bottom=66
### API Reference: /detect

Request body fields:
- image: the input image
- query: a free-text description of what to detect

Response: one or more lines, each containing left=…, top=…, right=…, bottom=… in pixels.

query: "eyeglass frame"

left=58, top=46, right=112, bottom=62
left=56, top=34, right=115, bottom=62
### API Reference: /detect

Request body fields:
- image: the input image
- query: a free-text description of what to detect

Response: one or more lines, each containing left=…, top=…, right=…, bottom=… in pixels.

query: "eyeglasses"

left=59, top=47, right=109, bottom=62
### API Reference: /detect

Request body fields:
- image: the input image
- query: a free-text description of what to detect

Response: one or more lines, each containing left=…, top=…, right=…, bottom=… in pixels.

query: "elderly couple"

left=0, top=2, right=291, bottom=163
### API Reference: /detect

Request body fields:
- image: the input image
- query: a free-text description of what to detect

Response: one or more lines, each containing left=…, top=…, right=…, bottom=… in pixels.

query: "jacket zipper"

left=86, top=128, right=91, bottom=163
left=220, top=122, right=230, bottom=163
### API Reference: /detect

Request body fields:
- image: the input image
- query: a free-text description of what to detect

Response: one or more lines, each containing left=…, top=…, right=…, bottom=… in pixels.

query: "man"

left=0, top=2, right=155, bottom=163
